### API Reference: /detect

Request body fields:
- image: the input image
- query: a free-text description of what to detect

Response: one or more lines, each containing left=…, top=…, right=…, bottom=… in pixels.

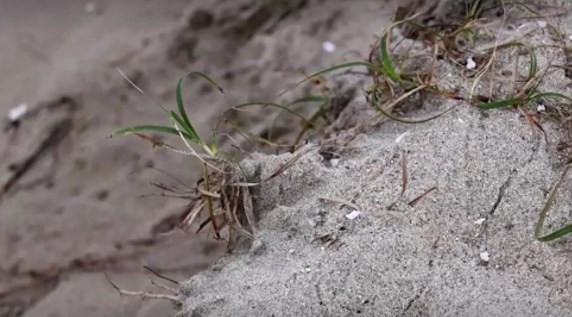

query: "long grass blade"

left=476, top=97, right=522, bottom=109
left=535, top=164, right=572, bottom=241
left=112, top=125, right=193, bottom=140
left=232, top=101, right=313, bottom=126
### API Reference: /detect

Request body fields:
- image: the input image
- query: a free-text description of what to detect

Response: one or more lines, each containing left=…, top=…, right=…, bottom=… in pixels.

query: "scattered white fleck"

left=537, top=20, right=547, bottom=28
left=7, top=103, right=28, bottom=122
left=345, top=210, right=361, bottom=220
left=330, top=158, right=340, bottom=168
left=466, top=57, right=477, bottom=70
left=305, top=267, right=312, bottom=273
left=322, top=41, right=336, bottom=53
left=569, top=35, right=572, bottom=41
left=289, top=249, right=295, bottom=254
left=480, top=251, right=490, bottom=262
left=458, top=117, right=465, bottom=124
left=395, top=131, right=410, bottom=143
left=474, top=218, right=486, bottom=225
left=537, top=104, right=546, bottom=112
left=447, top=73, right=453, bottom=77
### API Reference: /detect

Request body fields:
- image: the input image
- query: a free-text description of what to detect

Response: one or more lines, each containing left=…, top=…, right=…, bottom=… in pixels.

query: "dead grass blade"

left=318, top=195, right=360, bottom=211
left=518, top=106, right=549, bottom=144
left=105, top=273, right=179, bottom=303
left=535, top=163, right=572, bottom=242
left=143, top=265, right=180, bottom=285
left=265, top=146, right=312, bottom=181
left=408, top=186, right=437, bottom=207
left=388, top=151, right=408, bottom=209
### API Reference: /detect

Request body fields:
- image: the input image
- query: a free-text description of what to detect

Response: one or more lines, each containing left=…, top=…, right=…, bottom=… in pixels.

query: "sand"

left=181, top=96, right=572, bottom=317
left=179, top=1, right=572, bottom=316
left=0, top=0, right=392, bottom=315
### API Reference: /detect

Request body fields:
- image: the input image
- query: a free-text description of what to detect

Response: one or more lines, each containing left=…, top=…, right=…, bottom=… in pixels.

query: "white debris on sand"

left=345, top=210, right=361, bottom=220
left=322, top=41, right=336, bottom=53
left=7, top=103, right=28, bottom=122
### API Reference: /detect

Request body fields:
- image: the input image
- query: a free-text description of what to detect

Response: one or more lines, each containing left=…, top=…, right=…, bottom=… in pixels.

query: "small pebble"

left=345, top=210, right=361, bottom=220
left=480, top=251, right=490, bottom=262
left=322, top=41, right=336, bottom=53
left=466, top=57, right=476, bottom=70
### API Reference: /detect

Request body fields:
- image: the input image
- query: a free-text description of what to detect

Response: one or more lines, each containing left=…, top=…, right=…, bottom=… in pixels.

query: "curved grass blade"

left=371, top=85, right=455, bottom=124
left=175, top=78, right=198, bottom=140
left=187, top=71, right=224, bottom=94
left=278, top=61, right=377, bottom=97
left=175, top=72, right=223, bottom=146
left=112, top=125, right=194, bottom=141
left=169, top=111, right=200, bottom=144
left=232, top=101, right=313, bottom=126
left=535, top=164, right=572, bottom=242
left=225, top=120, right=292, bottom=148
left=528, top=48, right=537, bottom=80
left=269, top=96, right=329, bottom=141
left=379, top=33, right=400, bottom=83
left=529, top=92, right=572, bottom=103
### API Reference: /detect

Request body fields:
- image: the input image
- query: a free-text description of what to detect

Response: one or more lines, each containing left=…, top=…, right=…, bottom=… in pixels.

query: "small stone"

left=480, top=251, right=490, bottom=262
left=466, top=57, right=476, bottom=69
left=322, top=41, right=336, bottom=53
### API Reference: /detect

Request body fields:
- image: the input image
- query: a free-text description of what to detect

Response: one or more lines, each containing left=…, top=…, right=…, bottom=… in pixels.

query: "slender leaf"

left=112, top=125, right=194, bottom=141
left=175, top=78, right=196, bottom=137
left=379, top=34, right=401, bottom=83
left=169, top=111, right=201, bottom=143
left=187, top=71, right=224, bottom=93
left=233, top=101, right=314, bottom=126
left=528, top=48, right=537, bottom=80
left=476, top=97, right=522, bottom=109
left=529, top=92, right=572, bottom=103
left=535, top=164, right=572, bottom=242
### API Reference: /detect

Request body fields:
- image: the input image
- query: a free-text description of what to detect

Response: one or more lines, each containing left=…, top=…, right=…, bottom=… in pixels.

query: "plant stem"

left=203, top=163, right=220, bottom=239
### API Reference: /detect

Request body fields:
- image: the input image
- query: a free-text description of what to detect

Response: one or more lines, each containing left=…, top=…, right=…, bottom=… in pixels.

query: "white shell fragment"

left=345, top=210, right=361, bottom=220
left=395, top=131, right=409, bottom=143
left=7, top=103, right=28, bottom=122
left=480, top=251, right=490, bottom=262
left=537, top=104, right=546, bottom=112
left=466, top=57, right=477, bottom=70
left=322, top=41, right=336, bottom=53
left=537, top=20, right=547, bottom=28
left=474, top=218, right=486, bottom=225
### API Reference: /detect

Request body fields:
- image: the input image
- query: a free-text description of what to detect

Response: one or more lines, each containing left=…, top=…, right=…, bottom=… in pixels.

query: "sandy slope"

left=0, top=0, right=393, bottom=315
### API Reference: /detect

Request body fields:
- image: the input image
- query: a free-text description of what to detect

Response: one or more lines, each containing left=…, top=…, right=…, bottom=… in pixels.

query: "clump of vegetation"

left=113, top=2, right=572, bottom=258
left=113, top=72, right=257, bottom=247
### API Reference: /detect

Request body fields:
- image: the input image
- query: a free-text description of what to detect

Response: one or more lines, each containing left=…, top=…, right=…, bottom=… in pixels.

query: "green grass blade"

left=112, top=124, right=193, bottom=140
left=169, top=111, right=200, bottom=144
left=529, top=92, right=572, bottom=103
left=225, top=120, right=291, bottom=148
left=175, top=78, right=195, bottom=136
left=279, top=61, right=377, bottom=97
left=476, top=98, right=522, bottom=109
left=528, top=48, right=537, bottom=80
left=373, top=99, right=455, bottom=124
left=379, top=34, right=401, bottom=83
left=535, top=164, right=572, bottom=242
left=307, top=61, right=377, bottom=79
left=175, top=72, right=223, bottom=146
left=537, top=224, right=572, bottom=242
left=187, top=71, right=224, bottom=94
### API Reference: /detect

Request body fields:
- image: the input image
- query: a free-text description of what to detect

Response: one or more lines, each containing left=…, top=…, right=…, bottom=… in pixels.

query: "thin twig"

left=143, top=265, right=180, bottom=285
left=105, top=273, right=179, bottom=303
